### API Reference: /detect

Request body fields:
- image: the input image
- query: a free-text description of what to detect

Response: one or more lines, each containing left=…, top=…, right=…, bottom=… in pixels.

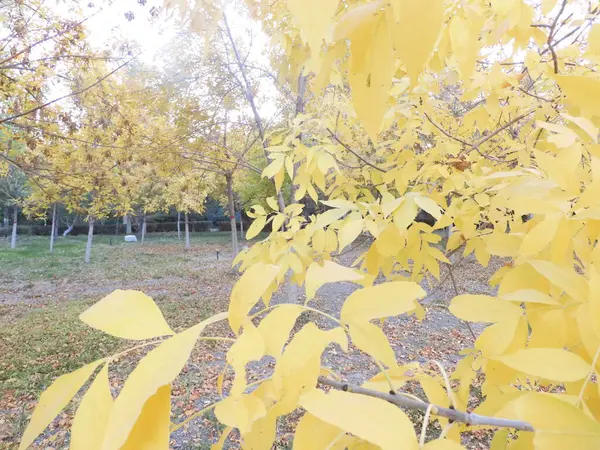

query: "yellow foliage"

left=17, top=0, right=600, bottom=448
left=79, top=290, right=174, bottom=341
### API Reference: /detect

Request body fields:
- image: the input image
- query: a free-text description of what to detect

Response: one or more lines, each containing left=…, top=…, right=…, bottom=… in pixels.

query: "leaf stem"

left=419, top=404, right=434, bottom=448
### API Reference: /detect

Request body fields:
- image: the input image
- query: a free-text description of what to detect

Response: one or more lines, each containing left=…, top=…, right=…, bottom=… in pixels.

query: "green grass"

left=0, top=298, right=122, bottom=394
left=0, top=231, right=239, bottom=282
left=0, top=232, right=268, bottom=447
left=0, top=232, right=245, bottom=395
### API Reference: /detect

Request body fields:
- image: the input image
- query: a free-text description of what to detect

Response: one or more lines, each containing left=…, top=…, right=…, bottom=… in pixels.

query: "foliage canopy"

left=11, top=0, right=600, bottom=448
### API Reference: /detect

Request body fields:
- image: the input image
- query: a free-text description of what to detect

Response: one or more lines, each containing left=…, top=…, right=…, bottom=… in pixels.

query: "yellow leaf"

left=484, top=233, right=521, bottom=258
left=528, top=309, right=567, bottom=349
left=394, top=198, right=418, bottom=229
left=519, top=216, right=560, bottom=256
left=315, top=208, right=349, bottom=228
left=420, top=376, right=449, bottom=420
left=120, top=385, right=170, bottom=450
left=100, top=314, right=226, bottom=450
left=299, top=389, right=419, bottom=450
left=423, top=439, right=466, bottom=450
left=501, top=289, right=558, bottom=305
left=494, top=348, right=591, bottom=382
left=305, top=260, right=364, bottom=302
left=555, top=75, right=600, bottom=118
left=382, top=196, right=404, bottom=218
left=345, top=320, right=397, bottom=367
left=229, top=263, right=279, bottom=333
left=414, top=195, right=443, bottom=219
left=562, top=113, right=599, bottom=143
left=449, top=16, right=478, bottom=80
left=498, top=393, right=600, bottom=449
left=294, top=413, right=343, bottom=449
left=266, top=197, right=279, bottom=211
left=589, top=266, right=600, bottom=336
left=214, top=394, right=266, bottom=435
left=246, top=215, right=267, bottom=240
left=341, top=281, right=425, bottom=323
left=321, top=199, right=358, bottom=210
left=227, top=321, right=265, bottom=395
left=71, top=365, right=112, bottom=450
left=19, top=359, right=104, bottom=450
left=391, top=0, right=445, bottom=83
left=375, top=223, right=404, bottom=257
left=257, top=305, right=303, bottom=358
left=211, top=426, right=232, bottom=450
left=338, top=219, right=364, bottom=251
left=333, top=1, right=382, bottom=42
left=271, top=214, right=285, bottom=233
left=449, top=295, right=522, bottom=323
left=475, top=316, right=527, bottom=358
left=287, top=0, right=338, bottom=57
left=273, top=324, right=347, bottom=414
left=79, top=290, right=174, bottom=340
left=529, top=260, right=588, bottom=301
left=262, top=156, right=285, bottom=178
left=243, top=409, right=277, bottom=449
left=349, top=13, right=394, bottom=142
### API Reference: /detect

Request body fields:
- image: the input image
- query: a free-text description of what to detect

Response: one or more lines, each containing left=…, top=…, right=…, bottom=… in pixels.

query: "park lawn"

left=0, top=232, right=248, bottom=448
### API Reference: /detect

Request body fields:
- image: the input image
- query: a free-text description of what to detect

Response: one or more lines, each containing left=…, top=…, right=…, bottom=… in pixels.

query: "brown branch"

left=317, top=377, right=534, bottom=432
left=326, top=128, right=387, bottom=173
left=447, top=261, right=477, bottom=341
left=0, top=56, right=137, bottom=125
left=545, top=0, right=568, bottom=73
left=470, top=111, right=534, bottom=149
left=423, top=114, right=471, bottom=147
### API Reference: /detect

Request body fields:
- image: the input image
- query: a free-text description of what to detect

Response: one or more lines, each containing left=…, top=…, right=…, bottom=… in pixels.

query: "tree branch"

left=545, top=0, right=568, bottom=73
left=317, top=376, right=534, bottom=432
left=0, top=55, right=137, bottom=125
left=326, top=128, right=387, bottom=173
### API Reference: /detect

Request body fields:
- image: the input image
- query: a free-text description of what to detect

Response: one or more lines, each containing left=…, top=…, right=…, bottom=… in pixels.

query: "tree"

left=0, top=166, right=27, bottom=249
left=18, top=0, right=600, bottom=449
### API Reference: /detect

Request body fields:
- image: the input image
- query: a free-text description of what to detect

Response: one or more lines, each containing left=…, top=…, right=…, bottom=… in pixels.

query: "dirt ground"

left=0, top=233, right=502, bottom=449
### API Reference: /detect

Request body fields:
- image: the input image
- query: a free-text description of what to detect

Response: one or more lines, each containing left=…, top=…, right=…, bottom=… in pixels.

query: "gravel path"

left=171, top=246, right=505, bottom=449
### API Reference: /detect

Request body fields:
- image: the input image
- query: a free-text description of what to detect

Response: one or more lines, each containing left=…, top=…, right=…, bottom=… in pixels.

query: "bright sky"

left=81, top=0, right=280, bottom=120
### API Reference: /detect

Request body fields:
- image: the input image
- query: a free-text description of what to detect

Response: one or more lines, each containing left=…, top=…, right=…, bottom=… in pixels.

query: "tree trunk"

left=85, top=217, right=95, bottom=264
left=4, top=207, right=9, bottom=227
left=177, top=212, right=181, bottom=240
left=10, top=205, right=17, bottom=249
left=125, top=214, right=132, bottom=234
left=184, top=213, right=190, bottom=249
left=223, top=14, right=287, bottom=215
left=290, top=73, right=308, bottom=204
left=50, top=203, right=57, bottom=253
left=55, top=210, right=60, bottom=238
left=226, top=173, right=238, bottom=256
left=115, top=218, right=119, bottom=235
left=239, top=213, right=244, bottom=241
left=141, top=214, right=147, bottom=245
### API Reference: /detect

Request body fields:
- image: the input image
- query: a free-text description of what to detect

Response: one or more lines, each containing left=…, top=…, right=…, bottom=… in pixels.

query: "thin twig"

left=326, top=128, right=387, bottom=173
left=447, top=262, right=477, bottom=341
left=317, top=377, right=534, bottom=431
left=0, top=56, right=138, bottom=125
left=545, top=0, right=568, bottom=73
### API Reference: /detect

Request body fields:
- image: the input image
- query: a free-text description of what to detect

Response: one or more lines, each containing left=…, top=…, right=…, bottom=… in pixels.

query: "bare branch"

left=326, top=128, right=387, bottom=173
left=317, top=376, right=534, bottom=432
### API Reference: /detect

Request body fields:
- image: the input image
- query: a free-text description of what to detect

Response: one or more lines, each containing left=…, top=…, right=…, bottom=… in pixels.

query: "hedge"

left=0, top=221, right=239, bottom=236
